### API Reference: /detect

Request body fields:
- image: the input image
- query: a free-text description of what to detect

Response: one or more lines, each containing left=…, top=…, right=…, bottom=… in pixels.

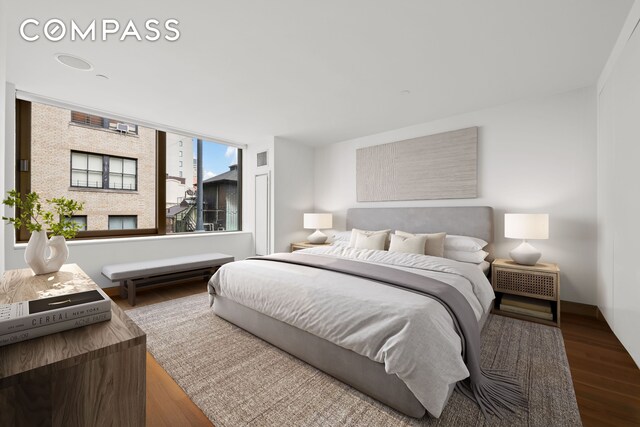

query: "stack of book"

left=500, top=294, right=553, bottom=320
left=0, top=288, right=112, bottom=347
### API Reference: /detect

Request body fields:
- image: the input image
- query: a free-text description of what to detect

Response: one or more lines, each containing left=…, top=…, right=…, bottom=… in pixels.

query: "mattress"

left=208, top=246, right=495, bottom=417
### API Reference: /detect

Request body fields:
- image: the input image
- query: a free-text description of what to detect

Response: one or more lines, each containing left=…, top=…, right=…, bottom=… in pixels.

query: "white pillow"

left=388, top=233, right=428, bottom=255
left=444, top=249, right=489, bottom=264
left=354, top=232, right=387, bottom=250
left=330, top=231, right=352, bottom=243
left=444, top=235, right=488, bottom=252
left=395, top=230, right=446, bottom=257
left=349, top=228, right=391, bottom=248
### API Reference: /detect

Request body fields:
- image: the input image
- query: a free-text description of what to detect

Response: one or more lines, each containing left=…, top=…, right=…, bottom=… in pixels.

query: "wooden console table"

left=0, top=264, right=146, bottom=427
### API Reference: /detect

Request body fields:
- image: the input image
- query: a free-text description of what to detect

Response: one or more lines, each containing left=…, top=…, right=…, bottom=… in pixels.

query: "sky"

left=192, top=138, right=237, bottom=179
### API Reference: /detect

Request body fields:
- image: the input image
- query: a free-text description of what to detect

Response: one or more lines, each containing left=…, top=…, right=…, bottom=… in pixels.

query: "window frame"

left=69, top=151, right=139, bottom=191
left=108, top=215, right=138, bottom=230
left=14, top=99, right=242, bottom=242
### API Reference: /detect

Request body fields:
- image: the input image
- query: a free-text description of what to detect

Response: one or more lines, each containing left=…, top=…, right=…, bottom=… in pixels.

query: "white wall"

left=315, top=86, right=598, bottom=305
left=5, top=232, right=253, bottom=288
left=0, top=1, right=6, bottom=274
left=273, top=137, right=315, bottom=253
left=597, top=1, right=640, bottom=366
left=242, top=137, right=315, bottom=254
left=244, top=138, right=275, bottom=253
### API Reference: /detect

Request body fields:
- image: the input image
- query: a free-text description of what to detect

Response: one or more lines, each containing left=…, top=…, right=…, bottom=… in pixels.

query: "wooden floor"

left=115, top=282, right=640, bottom=427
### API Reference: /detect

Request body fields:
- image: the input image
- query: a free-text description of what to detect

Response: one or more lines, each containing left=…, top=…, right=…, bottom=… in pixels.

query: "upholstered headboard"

left=346, top=206, right=494, bottom=257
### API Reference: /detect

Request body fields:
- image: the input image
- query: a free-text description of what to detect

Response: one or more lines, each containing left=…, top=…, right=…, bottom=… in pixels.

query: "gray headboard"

left=346, top=206, right=494, bottom=256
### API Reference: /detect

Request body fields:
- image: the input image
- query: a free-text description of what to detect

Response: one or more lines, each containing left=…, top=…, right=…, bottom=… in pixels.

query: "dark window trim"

left=15, top=100, right=242, bottom=242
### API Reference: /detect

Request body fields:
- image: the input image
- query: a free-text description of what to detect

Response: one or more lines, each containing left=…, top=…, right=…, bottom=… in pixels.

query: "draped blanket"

left=248, top=253, right=527, bottom=419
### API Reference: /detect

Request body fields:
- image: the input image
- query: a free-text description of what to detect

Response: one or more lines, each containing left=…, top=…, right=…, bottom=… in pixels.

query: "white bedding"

left=208, top=245, right=495, bottom=417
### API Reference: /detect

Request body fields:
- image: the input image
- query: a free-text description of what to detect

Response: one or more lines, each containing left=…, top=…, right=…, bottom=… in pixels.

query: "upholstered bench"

left=102, top=253, right=234, bottom=306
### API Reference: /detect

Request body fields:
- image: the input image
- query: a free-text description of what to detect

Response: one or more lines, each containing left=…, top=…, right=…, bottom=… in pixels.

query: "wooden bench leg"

left=127, top=280, right=136, bottom=306
left=120, top=281, right=127, bottom=299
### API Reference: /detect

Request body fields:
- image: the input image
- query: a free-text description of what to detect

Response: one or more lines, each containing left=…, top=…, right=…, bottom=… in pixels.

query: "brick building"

left=30, top=103, right=157, bottom=231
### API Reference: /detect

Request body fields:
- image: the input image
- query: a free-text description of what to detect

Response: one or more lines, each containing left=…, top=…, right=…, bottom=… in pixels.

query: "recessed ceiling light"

left=400, top=90, right=411, bottom=95
left=54, top=53, right=93, bottom=71
left=96, top=74, right=109, bottom=80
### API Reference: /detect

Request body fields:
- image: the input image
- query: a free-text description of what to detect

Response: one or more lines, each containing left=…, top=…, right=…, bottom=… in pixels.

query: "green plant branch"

left=2, top=190, right=85, bottom=239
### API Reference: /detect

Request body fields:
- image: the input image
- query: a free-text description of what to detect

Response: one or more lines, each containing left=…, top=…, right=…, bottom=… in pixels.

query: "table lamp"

left=504, top=213, right=549, bottom=265
left=303, top=213, right=333, bottom=244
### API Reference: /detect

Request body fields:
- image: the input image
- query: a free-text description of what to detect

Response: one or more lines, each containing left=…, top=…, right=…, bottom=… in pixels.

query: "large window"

left=14, top=99, right=242, bottom=241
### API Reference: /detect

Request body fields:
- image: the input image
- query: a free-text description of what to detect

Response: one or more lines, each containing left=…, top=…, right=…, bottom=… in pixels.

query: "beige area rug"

left=127, top=293, right=582, bottom=427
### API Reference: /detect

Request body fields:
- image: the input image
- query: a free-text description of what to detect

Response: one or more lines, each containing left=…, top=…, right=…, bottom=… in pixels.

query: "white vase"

left=24, top=230, right=69, bottom=275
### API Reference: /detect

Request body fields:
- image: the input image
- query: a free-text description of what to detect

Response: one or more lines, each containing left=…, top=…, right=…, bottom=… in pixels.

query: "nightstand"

left=290, top=242, right=331, bottom=252
left=491, top=258, right=561, bottom=327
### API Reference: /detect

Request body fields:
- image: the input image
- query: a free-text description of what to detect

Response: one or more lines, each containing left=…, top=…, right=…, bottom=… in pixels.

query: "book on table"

left=0, top=288, right=112, bottom=346
left=500, top=294, right=553, bottom=320
left=500, top=303, right=554, bottom=320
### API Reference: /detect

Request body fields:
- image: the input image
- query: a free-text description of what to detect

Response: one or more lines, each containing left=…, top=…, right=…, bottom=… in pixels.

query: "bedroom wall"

left=0, top=5, right=6, bottom=275
left=314, top=86, right=597, bottom=305
left=243, top=138, right=275, bottom=254
left=596, top=0, right=640, bottom=366
left=273, top=137, right=315, bottom=253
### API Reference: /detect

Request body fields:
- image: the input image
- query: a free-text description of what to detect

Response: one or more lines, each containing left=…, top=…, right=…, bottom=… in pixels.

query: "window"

left=108, top=215, right=137, bottom=230
left=70, top=215, right=87, bottom=231
left=108, top=157, right=137, bottom=190
left=70, top=111, right=139, bottom=135
left=71, top=152, right=103, bottom=188
left=15, top=99, right=242, bottom=241
left=70, top=151, right=137, bottom=191
left=165, top=134, right=241, bottom=234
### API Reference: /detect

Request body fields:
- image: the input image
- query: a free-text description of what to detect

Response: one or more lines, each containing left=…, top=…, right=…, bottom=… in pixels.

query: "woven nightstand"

left=290, top=242, right=331, bottom=252
left=491, top=258, right=561, bottom=327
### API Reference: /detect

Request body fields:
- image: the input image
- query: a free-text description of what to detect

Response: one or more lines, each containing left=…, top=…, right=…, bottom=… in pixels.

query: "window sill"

left=13, top=230, right=251, bottom=249
left=69, top=187, right=139, bottom=194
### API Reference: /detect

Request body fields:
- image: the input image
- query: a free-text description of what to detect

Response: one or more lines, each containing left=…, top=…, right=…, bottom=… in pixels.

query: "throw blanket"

left=250, top=253, right=527, bottom=419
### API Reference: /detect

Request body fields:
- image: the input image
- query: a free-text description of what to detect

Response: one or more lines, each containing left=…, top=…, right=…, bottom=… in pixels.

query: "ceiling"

left=3, top=0, right=634, bottom=146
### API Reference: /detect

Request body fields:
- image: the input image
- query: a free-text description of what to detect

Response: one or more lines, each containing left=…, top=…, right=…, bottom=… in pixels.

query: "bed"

left=208, top=206, right=495, bottom=418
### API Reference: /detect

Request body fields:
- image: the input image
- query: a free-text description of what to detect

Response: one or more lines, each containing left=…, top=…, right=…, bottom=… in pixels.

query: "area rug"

left=127, top=293, right=582, bottom=427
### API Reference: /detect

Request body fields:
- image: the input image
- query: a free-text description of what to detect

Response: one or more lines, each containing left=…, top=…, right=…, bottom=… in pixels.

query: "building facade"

left=165, top=132, right=194, bottom=208
left=30, top=102, right=156, bottom=231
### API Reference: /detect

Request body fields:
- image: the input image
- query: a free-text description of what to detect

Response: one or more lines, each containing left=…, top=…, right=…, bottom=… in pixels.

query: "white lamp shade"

left=303, top=213, right=332, bottom=230
left=504, top=213, right=549, bottom=240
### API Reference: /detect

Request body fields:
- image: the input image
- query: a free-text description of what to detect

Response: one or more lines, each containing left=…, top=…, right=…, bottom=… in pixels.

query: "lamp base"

left=307, top=229, right=328, bottom=244
left=509, top=240, right=541, bottom=266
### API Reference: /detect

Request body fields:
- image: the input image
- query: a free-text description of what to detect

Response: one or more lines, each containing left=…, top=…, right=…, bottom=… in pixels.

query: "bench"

left=102, top=253, right=234, bottom=306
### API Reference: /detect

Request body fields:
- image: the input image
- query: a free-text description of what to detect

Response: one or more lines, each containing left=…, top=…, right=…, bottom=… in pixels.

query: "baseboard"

left=561, top=300, right=599, bottom=318
left=104, top=286, right=120, bottom=298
